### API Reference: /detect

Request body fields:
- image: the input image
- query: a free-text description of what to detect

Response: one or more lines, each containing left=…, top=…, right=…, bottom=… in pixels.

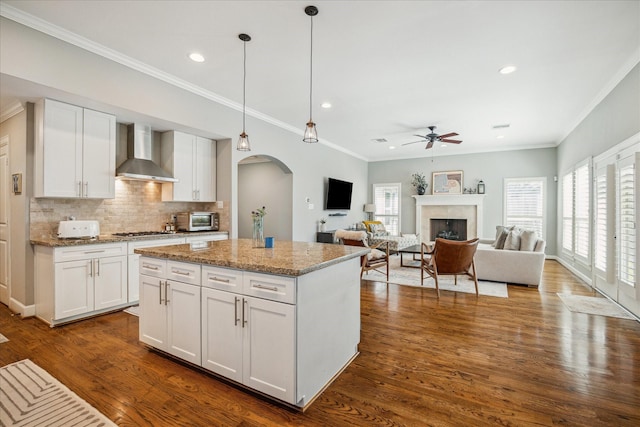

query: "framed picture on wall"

left=432, top=170, right=463, bottom=195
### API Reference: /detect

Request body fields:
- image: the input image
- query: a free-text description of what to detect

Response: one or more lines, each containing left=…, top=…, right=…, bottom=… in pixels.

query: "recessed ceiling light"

left=499, top=65, right=517, bottom=74
left=321, top=102, right=332, bottom=109
left=389, top=146, right=396, bottom=150
left=189, top=52, right=205, bottom=63
left=497, top=135, right=505, bottom=139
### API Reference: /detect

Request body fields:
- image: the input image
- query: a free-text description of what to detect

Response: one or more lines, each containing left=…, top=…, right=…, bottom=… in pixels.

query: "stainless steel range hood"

left=116, top=124, right=178, bottom=183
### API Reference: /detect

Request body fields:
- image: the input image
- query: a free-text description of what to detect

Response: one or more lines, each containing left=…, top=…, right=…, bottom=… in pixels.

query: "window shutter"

left=504, top=178, right=544, bottom=237
left=373, top=183, right=401, bottom=235
left=619, top=163, right=636, bottom=286
left=562, top=173, right=574, bottom=252
left=575, top=164, right=590, bottom=261
left=594, top=170, right=607, bottom=272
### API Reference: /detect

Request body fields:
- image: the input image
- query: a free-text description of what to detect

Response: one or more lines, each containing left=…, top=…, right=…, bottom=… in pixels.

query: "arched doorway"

left=237, top=155, right=293, bottom=241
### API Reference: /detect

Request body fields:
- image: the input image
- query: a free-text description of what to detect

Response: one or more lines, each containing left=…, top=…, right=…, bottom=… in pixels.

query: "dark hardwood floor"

left=1, top=260, right=639, bottom=426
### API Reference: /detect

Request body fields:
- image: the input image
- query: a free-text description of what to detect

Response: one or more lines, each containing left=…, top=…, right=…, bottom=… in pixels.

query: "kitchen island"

left=135, top=238, right=368, bottom=410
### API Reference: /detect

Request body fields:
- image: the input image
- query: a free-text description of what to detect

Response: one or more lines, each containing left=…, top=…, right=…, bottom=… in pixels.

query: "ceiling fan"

left=402, top=126, right=462, bottom=149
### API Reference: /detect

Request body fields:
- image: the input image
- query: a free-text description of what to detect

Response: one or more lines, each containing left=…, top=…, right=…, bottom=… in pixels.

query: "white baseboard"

left=9, top=298, right=36, bottom=318
left=554, top=257, right=593, bottom=287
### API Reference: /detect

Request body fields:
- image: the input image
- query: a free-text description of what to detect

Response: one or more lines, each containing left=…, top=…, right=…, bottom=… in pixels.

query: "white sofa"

left=474, top=238, right=546, bottom=287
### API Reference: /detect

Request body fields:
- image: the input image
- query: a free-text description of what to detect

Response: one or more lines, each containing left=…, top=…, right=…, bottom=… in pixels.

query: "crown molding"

left=0, top=3, right=366, bottom=161
left=0, top=100, right=24, bottom=123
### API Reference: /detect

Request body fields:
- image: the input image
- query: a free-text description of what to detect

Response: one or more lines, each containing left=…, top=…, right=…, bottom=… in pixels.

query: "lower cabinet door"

left=201, top=287, right=243, bottom=382
left=94, top=255, right=127, bottom=310
left=54, top=259, right=94, bottom=319
left=243, top=296, right=296, bottom=404
left=166, top=280, right=201, bottom=365
left=139, top=274, right=167, bottom=349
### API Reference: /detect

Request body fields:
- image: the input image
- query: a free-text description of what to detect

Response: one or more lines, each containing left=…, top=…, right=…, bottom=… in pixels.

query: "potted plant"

left=411, top=172, right=428, bottom=195
left=319, top=217, right=327, bottom=232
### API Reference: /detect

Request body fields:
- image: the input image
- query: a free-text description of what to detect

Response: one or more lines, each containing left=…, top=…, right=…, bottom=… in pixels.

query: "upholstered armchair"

left=335, top=229, right=390, bottom=280
left=361, top=221, right=418, bottom=253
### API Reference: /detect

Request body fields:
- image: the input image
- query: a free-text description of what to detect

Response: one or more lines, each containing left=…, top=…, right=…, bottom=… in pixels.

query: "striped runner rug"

left=0, top=359, right=116, bottom=426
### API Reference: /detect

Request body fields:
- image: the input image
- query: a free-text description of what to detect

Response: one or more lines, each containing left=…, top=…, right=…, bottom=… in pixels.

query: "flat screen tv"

left=325, top=178, right=353, bottom=210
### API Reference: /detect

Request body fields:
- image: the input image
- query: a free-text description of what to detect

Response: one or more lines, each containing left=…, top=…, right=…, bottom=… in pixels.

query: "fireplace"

left=430, top=219, right=468, bottom=241
left=413, top=194, right=485, bottom=243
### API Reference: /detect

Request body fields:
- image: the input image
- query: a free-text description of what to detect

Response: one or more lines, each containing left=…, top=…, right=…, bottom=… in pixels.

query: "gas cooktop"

left=112, top=231, right=177, bottom=237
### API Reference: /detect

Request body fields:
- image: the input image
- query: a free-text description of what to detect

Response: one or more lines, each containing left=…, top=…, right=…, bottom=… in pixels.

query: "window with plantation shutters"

left=561, top=159, right=591, bottom=265
left=504, top=177, right=545, bottom=238
left=594, top=170, right=608, bottom=272
left=373, top=183, right=401, bottom=235
left=619, top=162, right=635, bottom=287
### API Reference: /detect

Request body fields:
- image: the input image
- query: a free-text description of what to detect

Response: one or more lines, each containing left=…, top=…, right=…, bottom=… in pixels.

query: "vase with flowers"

left=411, top=172, right=428, bottom=195
left=319, top=217, right=327, bottom=232
left=251, top=206, right=266, bottom=247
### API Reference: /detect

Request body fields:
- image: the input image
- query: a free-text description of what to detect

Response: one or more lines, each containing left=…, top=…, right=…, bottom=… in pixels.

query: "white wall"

left=368, top=147, right=558, bottom=254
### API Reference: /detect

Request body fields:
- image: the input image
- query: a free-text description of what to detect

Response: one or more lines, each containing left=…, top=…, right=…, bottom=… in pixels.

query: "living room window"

left=561, top=159, right=591, bottom=265
left=372, top=183, right=401, bottom=235
left=503, top=177, right=546, bottom=238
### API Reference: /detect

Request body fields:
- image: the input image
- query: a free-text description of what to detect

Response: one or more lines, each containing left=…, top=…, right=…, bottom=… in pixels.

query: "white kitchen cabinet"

left=127, top=237, right=185, bottom=303
left=201, top=269, right=295, bottom=403
left=35, top=98, right=116, bottom=199
left=160, top=131, right=216, bottom=202
left=139, top=259, right=201, bottom=365
left=34, top=242, right=127, bottom=326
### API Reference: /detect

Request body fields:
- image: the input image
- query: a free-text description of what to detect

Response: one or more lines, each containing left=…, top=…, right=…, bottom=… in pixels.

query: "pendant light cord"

left=309, top=14, right=313, bottom=121
left=243, top=39, right=247, bottom=132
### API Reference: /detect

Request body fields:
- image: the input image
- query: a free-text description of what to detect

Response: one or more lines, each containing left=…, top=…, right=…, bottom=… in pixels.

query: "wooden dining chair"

left=335, top=229, right=390, bottom=280
left=420, top=238, right=480, bottom=298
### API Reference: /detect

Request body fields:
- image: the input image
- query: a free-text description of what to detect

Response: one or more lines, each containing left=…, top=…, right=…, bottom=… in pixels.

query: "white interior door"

left=0, top=136, right=9, bottom=306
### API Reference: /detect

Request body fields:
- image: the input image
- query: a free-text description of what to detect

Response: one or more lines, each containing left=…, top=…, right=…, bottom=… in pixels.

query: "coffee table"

left=398, top=243, right=431, bottom=268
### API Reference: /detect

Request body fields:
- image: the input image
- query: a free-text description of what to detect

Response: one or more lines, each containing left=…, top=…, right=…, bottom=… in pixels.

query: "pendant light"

left=303, top=5, right=319, bottom=143
left=237, top=33, right=251, bottom=151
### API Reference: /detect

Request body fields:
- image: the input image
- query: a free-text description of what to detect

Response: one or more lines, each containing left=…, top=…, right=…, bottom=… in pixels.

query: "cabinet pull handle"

left=234, top=297, right=240, bottom=326
left=84, top=182, right=88, bottom=198
left=78, top=181, right=82, bottom=197
left=85, top=249, right=105, bottom=254
left=253, top=283, right=279, bottom=292
left=159, top=279, right=163, bottom=304
left=142, top=264, right=159, bottom=270
left=209, top=275, right=230, bottom=283
left=95, top=259, right=100, bottom=276
left=171, top=269, right=191, bottom=276
left=88, top=260, right=93, bottom=277
left=242, top=298, right=248, bottom=327
left=165, top=281, right=170, bottom=305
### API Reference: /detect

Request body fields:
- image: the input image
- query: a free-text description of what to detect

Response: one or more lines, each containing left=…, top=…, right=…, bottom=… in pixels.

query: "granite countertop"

left=30, top=231, right=229, bottom=247
left=135, top=238, right=369, bottom=276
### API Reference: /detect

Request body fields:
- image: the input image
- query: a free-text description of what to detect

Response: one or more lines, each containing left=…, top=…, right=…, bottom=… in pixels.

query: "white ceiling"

left=1, top=0, right=639, bottom=161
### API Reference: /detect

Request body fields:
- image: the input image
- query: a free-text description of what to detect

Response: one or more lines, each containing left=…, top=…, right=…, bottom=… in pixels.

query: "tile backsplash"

left=30, top=180, right=229, bottom=238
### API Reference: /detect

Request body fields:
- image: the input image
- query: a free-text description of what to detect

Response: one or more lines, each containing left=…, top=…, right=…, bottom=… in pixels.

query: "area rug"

left=0, top=333, right=7, bottom=344
left=557, top=294, right=637, bottom=320
left=362, top=256, right=508, bottom=298
left=123, top=305, right=139, bottom=316
left=0, top=359, right=117, bottom=426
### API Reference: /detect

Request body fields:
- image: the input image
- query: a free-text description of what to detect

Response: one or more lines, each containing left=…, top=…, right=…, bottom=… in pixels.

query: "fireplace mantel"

left=412, top=195, right=485, bottom=242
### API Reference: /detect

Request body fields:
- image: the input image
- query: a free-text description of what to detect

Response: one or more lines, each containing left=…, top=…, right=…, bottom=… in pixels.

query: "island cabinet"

left=137, top=250, right=361, bottom=409
left=160, top=131, right=216, bottom=202
left=139, top=259, right=202, bottom=365
left=201, top=268, right=295, bottom=403
left=34, top=242, right=127, bottom=326
left=35, top=98, right=116, bottom=199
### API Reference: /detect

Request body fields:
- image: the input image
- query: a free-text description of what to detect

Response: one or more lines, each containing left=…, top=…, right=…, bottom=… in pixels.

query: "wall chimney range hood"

left=116, top=124, right=178, bottom=183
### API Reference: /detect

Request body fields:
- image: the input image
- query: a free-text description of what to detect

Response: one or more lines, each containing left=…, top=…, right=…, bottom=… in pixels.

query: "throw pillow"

left=493, top=225, right=514, bottom=247
left=520, top=230, right=538, bottom=251
left=504, top=228, right=522, bottom=250
left=370, top=223, right=389, bottom=237
left=367, top=248, right=387, bottom=261
left=494, top=227, right=512, bottom=249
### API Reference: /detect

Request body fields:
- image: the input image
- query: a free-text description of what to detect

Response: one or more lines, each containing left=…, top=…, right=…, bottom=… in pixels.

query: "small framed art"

left=432, top=170, right=463, bottom=195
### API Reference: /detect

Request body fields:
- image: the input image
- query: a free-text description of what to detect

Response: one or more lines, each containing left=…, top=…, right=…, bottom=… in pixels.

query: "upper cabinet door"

left=35, top=99, right=116, bottom=199
left=195, top=136, right=216, bottom=202
left=82, top=108, right=116, bottom=199
left=36, top=99, right=83, bottom=198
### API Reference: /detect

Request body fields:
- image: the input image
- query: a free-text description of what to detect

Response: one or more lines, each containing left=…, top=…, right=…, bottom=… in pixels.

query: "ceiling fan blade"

left=438, top=132, right=459, bottom=139
left=441, top=139, right=462, bottom=144
left=401, top=140, right=424, bottom=146
left=425, top=141, right=434, bottom=149
left=412, top=134, right=427, bottom=139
